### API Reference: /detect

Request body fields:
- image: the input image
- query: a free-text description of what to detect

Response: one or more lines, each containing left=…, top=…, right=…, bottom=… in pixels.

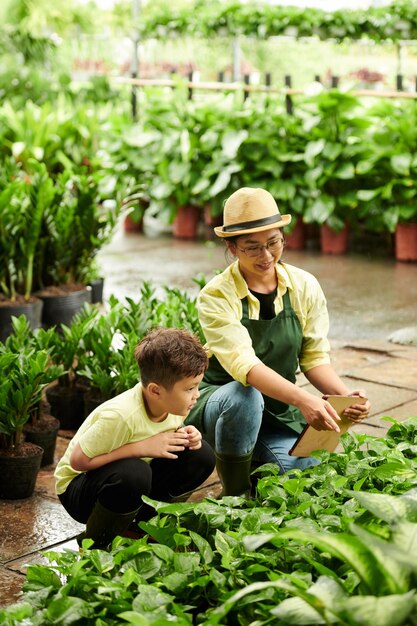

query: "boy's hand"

left=139, top=430, right=190, bottom=459
left=178, top=425, right=202, bottom=450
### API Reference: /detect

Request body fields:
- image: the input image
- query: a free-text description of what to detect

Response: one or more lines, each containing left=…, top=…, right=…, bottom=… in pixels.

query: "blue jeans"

left=202, top=381, right=319, bottom=475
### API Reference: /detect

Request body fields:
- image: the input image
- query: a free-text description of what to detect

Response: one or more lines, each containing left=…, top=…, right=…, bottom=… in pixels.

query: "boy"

left=54, top=327, right=215, bottom=548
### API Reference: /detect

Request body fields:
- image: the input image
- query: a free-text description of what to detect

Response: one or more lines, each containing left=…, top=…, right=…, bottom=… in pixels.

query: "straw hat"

left=214, top=187, right=291, bottom=238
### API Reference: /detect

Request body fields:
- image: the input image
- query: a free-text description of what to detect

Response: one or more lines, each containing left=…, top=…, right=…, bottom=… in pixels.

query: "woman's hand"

left=297, top=394, right=341, bottom=432
left=344, top=389, right=370, bottom=422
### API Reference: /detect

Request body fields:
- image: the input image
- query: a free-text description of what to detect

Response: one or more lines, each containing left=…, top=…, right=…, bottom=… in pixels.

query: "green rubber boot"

left=215, top=451, right=253, bottom=497
left=77, top=500, right=139, bottom=550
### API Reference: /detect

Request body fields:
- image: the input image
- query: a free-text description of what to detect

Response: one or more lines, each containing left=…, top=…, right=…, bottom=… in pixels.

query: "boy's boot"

left=77, top=500, right=139, bottom=549
left=215, top=451, right=253, bottom=497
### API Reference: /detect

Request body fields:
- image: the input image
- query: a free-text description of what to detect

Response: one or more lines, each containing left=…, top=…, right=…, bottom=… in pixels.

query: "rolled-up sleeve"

left=198, top=270, right=261, bottom=385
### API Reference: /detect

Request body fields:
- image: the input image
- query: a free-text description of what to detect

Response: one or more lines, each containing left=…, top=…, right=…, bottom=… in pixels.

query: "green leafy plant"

left=0, top=162, right=57, bottom=300
left=2, top=417, right=417, bottom=623
left=147, top=110, right=205, bottom=223
left=357, top=100, right=417, bottom=233
left=0, top=160, right=118, bottom=302
left=35, top=170, right=118, bottom=289
left=0, top=321, right=56, bottom=451
left=0, top=178, right=27, bottom=301
left=37, top=305, right=100, bottom=390
left=3, top=316, right=65, bottom=428
left=136, top=0, right=417, bottom=43
left=301, top=90, right=369, bottom=232
left=77, top=302, right=139, bottom=402
left=78, top=284, right=204, bottom=402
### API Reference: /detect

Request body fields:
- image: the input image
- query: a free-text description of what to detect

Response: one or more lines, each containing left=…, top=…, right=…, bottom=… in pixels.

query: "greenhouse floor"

left=1, top=227, right=417, bottom=608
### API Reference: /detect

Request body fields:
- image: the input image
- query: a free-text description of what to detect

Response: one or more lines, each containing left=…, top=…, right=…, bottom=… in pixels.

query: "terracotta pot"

left=284, top=221, right=306, bottom=250
left=203, top=204, right=223, bottom=228
left=173, top=205, right=200, bottom=239
left=123, top=198, right=149, bottom=233
left=320, top=224, right=349, bottom=255
left=124, top=214, right=143, bottom=233
left=395, top=223, right=417, bottom=262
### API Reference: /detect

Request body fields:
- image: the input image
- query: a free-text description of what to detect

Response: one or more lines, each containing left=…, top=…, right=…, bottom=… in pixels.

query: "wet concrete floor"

left=1, top=225, right=417, bottom=608
left=98, top=225, right=417, bottom=343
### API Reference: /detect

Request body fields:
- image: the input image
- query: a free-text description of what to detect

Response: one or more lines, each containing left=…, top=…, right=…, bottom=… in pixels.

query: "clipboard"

left=289, top=395, right=367, bottom=457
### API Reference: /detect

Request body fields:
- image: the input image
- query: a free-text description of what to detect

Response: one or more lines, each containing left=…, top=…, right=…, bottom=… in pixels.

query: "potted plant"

left=356, top=99, right=417, bottom=261
left=0, top=99, right=101, bottom=177
left=78, top=287, right=161, bottom=414
left=148, top=157, right=203, bottom=239
left=0, top=339, right=52, bottom=499
left=301, top=90, right=368, bottom=254
left=33, top=170, right=118, bottom=326
left=0, top=163, right=117, bottom=338
left=78, top=284, right=204, bottom=417
left=3, top=315, right=65, bottom=467
left=189, top=101, right=247, bottom=232
left=79, top=329, right=140, bottom=417
left=121, top=188, right=150, bottom=234
left=357, top=170, right=417, bottom=262
left=0, top=162, right=50, bottom=341
left=43, top=305, right=99, bottom=430
left=144, top=98, right=208, bottom=239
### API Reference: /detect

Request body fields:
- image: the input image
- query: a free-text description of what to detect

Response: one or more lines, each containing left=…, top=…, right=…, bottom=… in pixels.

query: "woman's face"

left=227, top=228, right=285, bottom=279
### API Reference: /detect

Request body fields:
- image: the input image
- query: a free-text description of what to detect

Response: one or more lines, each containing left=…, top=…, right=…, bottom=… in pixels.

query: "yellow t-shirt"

left=54, top=382, right=184, bottom=495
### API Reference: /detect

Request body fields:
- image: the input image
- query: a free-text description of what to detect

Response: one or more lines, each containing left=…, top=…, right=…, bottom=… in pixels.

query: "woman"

left=186, top=187, right=370, bottom=496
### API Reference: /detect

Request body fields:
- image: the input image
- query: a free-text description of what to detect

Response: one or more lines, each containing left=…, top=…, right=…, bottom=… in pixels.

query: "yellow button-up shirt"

left=198, top=260, right=331, bottom=385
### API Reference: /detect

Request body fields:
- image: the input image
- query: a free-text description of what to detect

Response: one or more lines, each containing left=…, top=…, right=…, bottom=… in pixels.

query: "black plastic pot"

left=83, top=389, right=107, bottom=419
left=0, top=443, right=44, bottom=499
left=24, top=416, right=60, bottom=467
left=87, top=277, right=104, bottom=304
left=0, top=297, right=43, bottom=342
left=46, top=384, right=85, bottom=430
left=36, top=286, right=92, bottom=328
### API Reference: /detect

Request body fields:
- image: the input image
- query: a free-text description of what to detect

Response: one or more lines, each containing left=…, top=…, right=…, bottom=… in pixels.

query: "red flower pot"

left=124, top=214, right=143, bottom=233
left=395, top=223, right=417, bottom=262
left=173, top=205, right=200, bottom=239
left=320, top=223, right=349, bottom=255
left=284, top=221, right=306, bottom=250
left=203, top=204, right=223, bottom=228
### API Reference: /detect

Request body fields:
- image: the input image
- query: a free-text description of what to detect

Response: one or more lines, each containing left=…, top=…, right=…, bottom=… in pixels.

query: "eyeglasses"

left=236, top=237, right=285, bottom=258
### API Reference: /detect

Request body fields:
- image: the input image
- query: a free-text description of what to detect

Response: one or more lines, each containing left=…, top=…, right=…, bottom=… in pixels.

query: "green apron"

left=187, top=289, right=306, bottom=435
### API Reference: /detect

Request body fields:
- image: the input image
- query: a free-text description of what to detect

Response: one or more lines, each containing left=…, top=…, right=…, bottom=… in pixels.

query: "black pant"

left=59, top=441, right=215, bottom=523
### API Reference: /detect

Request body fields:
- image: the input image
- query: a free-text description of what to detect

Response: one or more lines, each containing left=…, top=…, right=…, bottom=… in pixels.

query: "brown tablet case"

left=289, top=395, right=367, bottom=457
